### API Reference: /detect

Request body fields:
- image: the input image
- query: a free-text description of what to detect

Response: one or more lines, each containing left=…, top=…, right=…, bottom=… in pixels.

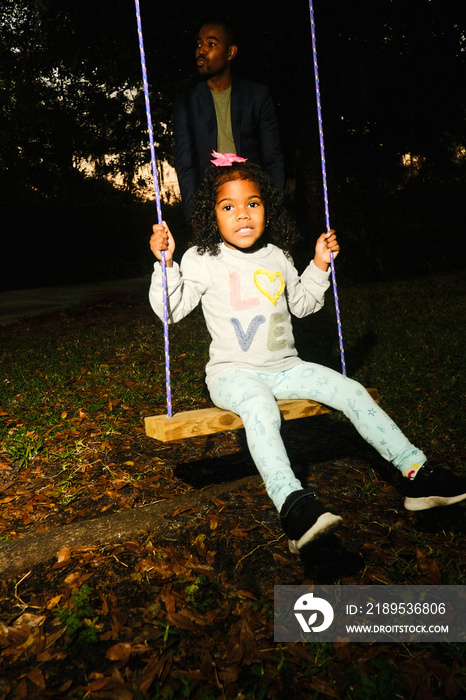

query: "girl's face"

left=214, top=178, right=266, bottom=252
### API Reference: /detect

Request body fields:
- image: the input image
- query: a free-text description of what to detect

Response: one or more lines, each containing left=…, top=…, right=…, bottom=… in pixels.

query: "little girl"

left=149, top=154, right=466, bottom=554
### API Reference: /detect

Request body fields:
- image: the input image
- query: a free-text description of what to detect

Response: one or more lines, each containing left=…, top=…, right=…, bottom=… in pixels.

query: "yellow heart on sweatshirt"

left=254, top=269, right=285, bottom=306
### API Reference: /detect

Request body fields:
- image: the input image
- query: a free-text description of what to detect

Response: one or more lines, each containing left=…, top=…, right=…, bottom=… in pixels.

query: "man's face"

left=195, top=23, right=237, bottom=80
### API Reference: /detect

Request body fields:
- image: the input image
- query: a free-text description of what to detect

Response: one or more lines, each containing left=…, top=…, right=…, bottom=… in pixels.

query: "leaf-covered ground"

left=0, top=276, right=465, bottom=699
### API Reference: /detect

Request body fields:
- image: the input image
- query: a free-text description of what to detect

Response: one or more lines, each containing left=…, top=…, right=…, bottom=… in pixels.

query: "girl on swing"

left=149, top=152, right=466, bottom=554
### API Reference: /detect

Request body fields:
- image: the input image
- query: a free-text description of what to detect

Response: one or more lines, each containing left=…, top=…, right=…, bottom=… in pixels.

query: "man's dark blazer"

left=174, top=77, right=285, bottom=220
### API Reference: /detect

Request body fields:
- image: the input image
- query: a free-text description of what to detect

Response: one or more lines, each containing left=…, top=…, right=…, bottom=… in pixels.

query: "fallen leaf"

left=63, top=571, right=93, bottom=587
left=106, top=642, right=132, bottom=663
left=14, top=613, right=46, bottom=629
left=26, top=668, right=46, bottom=690
left=46, top=595, right=63, bottom=610
left=272, top=553, right=290, bottom=565
left=56, top=546, right=71, bottom=564
left=310, top=676, right=340, bottom=698
left=416, top=549, right=442, bottom=584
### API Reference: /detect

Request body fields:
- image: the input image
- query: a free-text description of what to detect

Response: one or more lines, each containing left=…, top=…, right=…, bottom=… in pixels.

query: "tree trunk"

left=0, top=476, right=261, bottom=579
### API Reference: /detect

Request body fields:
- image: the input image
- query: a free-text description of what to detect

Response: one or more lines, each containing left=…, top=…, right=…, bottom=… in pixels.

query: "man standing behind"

left=174, top=19, right=285, bottom=221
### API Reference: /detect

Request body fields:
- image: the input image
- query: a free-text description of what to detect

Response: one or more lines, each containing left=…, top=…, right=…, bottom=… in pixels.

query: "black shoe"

left=403, top=461, right=466, bottom=511
left=280, top=488, right=343, bottom=554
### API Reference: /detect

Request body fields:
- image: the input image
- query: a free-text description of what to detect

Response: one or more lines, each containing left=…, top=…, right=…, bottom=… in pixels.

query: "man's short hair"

left=199, top=17, right=237, bottom=47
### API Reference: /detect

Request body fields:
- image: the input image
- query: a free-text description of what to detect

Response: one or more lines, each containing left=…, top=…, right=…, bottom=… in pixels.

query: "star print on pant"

left=210, top=363, right=426, bottom=512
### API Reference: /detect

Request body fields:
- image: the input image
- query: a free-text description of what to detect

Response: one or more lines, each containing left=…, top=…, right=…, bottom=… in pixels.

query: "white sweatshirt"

left=149, top=243, right=331, bottom=392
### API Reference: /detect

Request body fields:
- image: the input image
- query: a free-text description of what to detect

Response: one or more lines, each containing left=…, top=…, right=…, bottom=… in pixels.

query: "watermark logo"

left=275, top=586, right=465, bottom=642
left=293, top=591, right=334, bottom=633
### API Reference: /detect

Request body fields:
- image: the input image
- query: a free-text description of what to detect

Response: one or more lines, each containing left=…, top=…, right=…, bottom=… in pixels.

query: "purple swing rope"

left=308, top=0, right=347, bottom=375
left=134, top=0, right=173, bottom=416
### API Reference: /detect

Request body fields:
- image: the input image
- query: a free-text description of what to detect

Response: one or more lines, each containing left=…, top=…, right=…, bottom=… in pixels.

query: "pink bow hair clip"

left=210, top=150, right=247, bottom=167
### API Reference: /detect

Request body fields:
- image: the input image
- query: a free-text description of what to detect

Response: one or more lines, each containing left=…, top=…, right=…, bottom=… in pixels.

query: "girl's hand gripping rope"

left=150, top=221, right=175, bottom=267
left=314, top=229, right=340, bottom=271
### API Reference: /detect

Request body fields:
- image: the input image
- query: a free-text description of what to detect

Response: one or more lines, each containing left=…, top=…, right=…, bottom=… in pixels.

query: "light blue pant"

left=210, top=363, right=426, bottom=512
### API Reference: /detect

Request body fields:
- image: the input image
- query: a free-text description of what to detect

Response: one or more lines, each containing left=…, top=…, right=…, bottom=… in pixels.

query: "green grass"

left=55, top=584, right=100, bottom=645
left=295, top=270, right=466, bottom=465
left=0, top=271, right=465, bottom=470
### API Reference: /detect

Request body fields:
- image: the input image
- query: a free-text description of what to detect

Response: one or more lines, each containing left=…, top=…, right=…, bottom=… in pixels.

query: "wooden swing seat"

left=145, top=387, right=379, bottom=442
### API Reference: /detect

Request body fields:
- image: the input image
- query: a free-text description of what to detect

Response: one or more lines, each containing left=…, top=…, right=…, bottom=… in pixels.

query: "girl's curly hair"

left=190, top=162, right=301, bottom=256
